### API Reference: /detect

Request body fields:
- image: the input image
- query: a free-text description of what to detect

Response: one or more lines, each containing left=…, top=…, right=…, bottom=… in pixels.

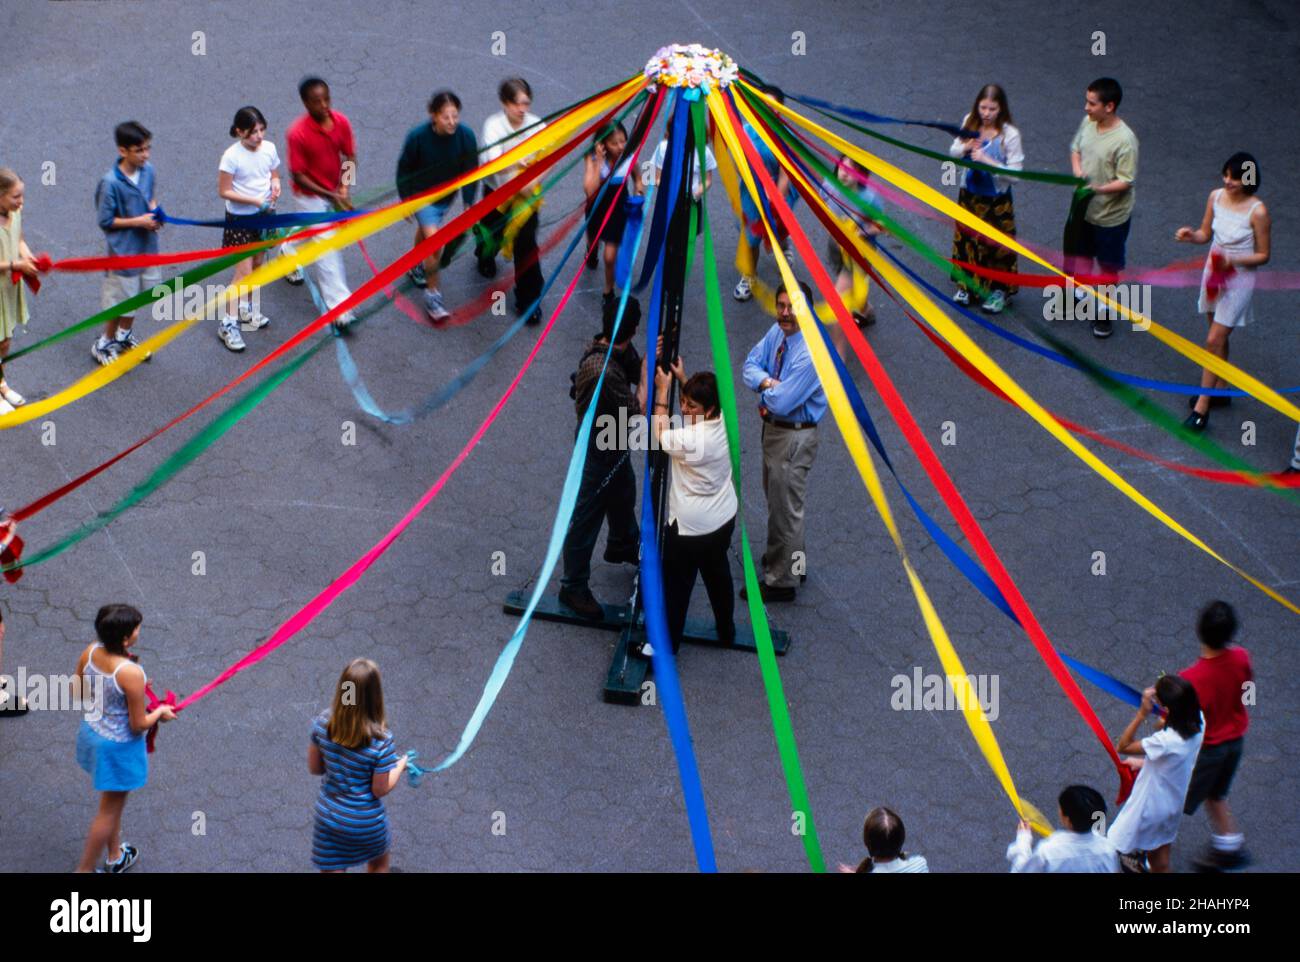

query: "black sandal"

left=1183, top=411, right=1209, bottom=432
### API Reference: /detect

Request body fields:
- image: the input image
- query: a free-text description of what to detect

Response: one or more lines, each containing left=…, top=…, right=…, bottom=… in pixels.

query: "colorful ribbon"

left=713, top=87, right=1056, bottom=830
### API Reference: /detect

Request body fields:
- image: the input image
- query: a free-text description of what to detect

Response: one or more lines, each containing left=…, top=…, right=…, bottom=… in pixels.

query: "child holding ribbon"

left=583, top=121, right=641, bottom=305
left=307, top=658, right=407, bottom=872
left=217, top=106, right=282, bottom=351
left=72, top=604, right=177, bottom=872
left=1108, top=675, right=1204, bottom=872
left=1176, top=152, right=1271, bottom=432
left=819, top=153, right=884, bottom=358
left=0, top=168, right=40, bottom=413
left=948, top=84, right=1024, bottom=315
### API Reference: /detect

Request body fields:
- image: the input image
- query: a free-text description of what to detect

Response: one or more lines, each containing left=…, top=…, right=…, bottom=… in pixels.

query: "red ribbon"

left=0, top=519, right=23, bottom=583
left=728, top=92, right=1135, bottom=802
left=143, top=683, right=177, bottom=754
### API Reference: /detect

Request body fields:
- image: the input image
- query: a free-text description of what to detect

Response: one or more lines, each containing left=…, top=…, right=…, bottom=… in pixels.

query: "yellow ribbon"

left=729, top=90, right=1299, bottom=617
left=0, top=76, right=645, bottom=432
left=710, top=89, right=1053, bottom=835
left=740, top=80, right=1300, bottom=424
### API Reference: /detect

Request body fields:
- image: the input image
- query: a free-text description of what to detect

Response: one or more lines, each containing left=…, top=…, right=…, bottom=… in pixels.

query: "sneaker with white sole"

left=0, top=384, right=25, bottom=406
left=408, top=264, right=428, bottom=288
left=114, top=330, right=152, bottom=362
left=96, top=842, right=139, bottom=874
left=285, top=266, right=305, bottom=286
left=218, top=319, right=246, bottom=352
left=981, top=290, right=1007, bottom=314
left=91, top=338, right=122, bottom=366
left=238, top=305, right=270, bottom=331
left=952, top=289, right=970, bottom=306
left=423, top=289, right=451, bottom=322
left=638, top=641, right=655, bottom=658
left=733, top=275, right=753, bottom=302
left=0, top=398, right=14, bottom=415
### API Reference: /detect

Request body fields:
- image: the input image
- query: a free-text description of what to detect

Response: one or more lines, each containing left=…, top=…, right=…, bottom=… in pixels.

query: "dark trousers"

left=478, top=207, right=544, bottom=315
left=661, top=517, right=736, bottom=653
left=560, top=452, right=638, bottom=593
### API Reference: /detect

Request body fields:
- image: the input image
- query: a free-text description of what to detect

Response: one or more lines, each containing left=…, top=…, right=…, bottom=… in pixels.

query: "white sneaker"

left=218, top=319, right=246, bottom=352
left=0, top=384, right=25, bottom=406
left=285, top=267, right=305, bottom=286
left=424, top=289, right=451, bottom=322
left=0, top=398, right=14, bottom=415
left=639, top=641, right=655, bottom=658
left=238, top=304, right=270, bottom=331
left=733, top=276, right=753, bottom=302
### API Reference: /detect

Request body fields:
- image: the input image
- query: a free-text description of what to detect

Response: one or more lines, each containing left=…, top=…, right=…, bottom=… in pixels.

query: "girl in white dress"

left=1175, top=152, right=1271, bottom=431
left=1108, top=675, right=1204, bottom=872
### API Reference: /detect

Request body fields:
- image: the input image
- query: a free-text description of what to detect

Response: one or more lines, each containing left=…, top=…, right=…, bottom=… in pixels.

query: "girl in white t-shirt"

left=216, top=106, right=282, bottom=351
left=1108, top=675, right=1204, bottom=872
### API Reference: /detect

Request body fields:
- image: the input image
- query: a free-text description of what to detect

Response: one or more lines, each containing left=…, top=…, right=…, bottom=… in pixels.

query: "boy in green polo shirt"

left=1065, top=77, right=1139, bottom=339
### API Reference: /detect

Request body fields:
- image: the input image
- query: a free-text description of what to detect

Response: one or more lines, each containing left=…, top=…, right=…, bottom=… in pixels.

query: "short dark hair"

left=230, top=106, right=268, bottom=138
left=1156, top=674, right=1203, bottom=740
left=1197, top=600, right=1237, bottom=649
left=602, top=295, right=640, bottom=342
left=428, top=90, right=462, bottom=115
left=1087, top=77, right=1123, bottom=110
left=681, top=372, right=720, bottom=417
left=863, top=806, right=906, bottom=861
left=1222, top=152, right=1260, bottom=195
left=775, top=279, right=813, bottom=306
left=1058, top=785, right=1106, bottom=833
left=115, top=121, right=152, bottom=149
left=498, top=77, right=533, bottom=105
left=298, top=76, right=329, bottom=103
left=94, top=603, right=143, bottom=656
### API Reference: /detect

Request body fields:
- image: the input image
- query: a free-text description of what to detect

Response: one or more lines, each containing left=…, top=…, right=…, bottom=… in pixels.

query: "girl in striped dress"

left=308, top=658, right=407, bottom=872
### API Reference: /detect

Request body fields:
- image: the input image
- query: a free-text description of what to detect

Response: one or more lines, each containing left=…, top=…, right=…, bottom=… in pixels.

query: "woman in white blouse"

left=649, top=359, right=738, bottom=656
left=947, top=84, right=1025, bottom=314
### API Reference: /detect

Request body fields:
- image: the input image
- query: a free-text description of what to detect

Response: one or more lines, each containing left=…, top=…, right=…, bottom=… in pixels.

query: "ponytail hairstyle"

left=230, top=106, right=268, bottom=139
left=327, top=658, right=389, bottom=749
left=94, top=604, right=144, bottom=657
left=856, top=806, right=908, bottom=872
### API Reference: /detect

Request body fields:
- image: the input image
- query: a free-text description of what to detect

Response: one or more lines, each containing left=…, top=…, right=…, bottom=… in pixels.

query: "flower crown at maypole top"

left=3, top=43, right=1297, bottom=873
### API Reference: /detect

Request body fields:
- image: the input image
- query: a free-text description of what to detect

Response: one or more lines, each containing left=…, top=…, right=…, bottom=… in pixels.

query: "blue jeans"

left=560, top=452, right=639, bottom=593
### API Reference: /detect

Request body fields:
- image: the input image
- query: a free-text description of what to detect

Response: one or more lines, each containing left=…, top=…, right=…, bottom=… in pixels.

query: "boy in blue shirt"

left=93, top=121, right=162, bottom=365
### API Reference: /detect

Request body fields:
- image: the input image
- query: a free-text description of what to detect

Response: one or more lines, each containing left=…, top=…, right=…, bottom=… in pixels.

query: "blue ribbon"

left=635, top=92, right=684, bottom=292
left=629, top=106, right=718, bottom=872
left=152, top=202, right=365, bottom=231
left=325, top=146, right=633, bottom=426
left=809, top=312, right=1146, bottom=709
left=787, top=91, right=971, bottom=139
left=404, top=749, right=432, bottom=787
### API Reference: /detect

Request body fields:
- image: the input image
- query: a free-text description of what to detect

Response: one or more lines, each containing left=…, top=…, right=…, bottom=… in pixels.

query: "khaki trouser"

left=761, top=422, right=819, bottom=588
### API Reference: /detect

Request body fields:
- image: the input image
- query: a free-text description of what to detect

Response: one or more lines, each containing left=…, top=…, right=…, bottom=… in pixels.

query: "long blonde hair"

left=326, top=658, right=388, bottom=749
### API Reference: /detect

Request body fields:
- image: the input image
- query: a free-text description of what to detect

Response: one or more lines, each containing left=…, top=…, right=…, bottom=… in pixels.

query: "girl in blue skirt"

left=308, top=658, right=407, bottom=872
left=73, top=604, right=177, bottom=873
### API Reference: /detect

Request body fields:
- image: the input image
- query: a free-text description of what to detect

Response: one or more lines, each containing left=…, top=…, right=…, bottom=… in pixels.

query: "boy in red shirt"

left=1180, top=600, right=1252, bottom=870
left=284, top=77, right=357, bottom=326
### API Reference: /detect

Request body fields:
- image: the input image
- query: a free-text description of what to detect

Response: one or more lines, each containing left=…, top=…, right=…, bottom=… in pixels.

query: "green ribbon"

left=1028, top=320, right=1300, bottom=507
left=740, top=68, right=1084, bottom=188
left=693, top=98, right=825, bottom=872
left=3, top=284, right=402, bottom=574
left=734, top=86, right=991, bottom=300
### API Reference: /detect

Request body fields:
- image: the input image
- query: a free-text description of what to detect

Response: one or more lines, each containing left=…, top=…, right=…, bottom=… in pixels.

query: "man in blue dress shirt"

left=741, top=280, right=827, bottom=602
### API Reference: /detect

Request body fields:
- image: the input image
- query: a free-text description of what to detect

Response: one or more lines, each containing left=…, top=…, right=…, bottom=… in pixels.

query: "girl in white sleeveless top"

left=1174, top=152, right=1271, bottom=431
